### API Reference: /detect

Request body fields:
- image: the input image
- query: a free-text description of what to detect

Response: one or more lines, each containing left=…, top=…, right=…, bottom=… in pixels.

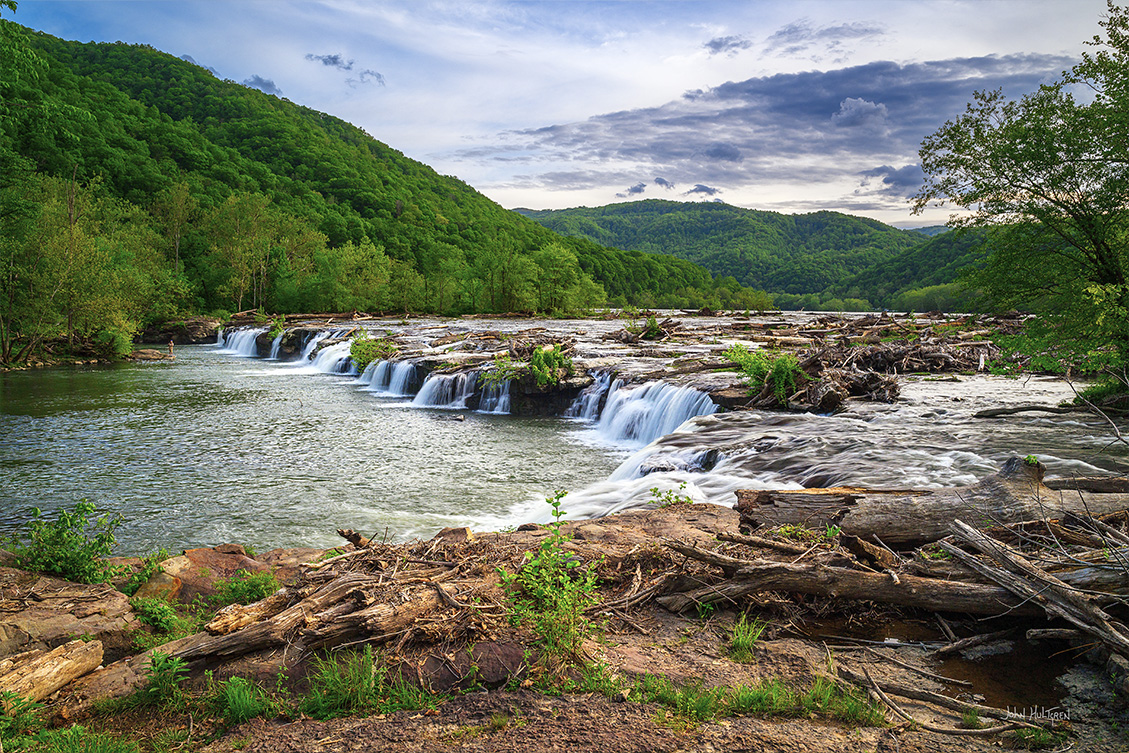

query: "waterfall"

left=594, top=381, right=718, bottom=447
left=268, top=332, right=284, bottom=360
left=360, top=360, right=418, bottom=396
left=478, top=380, right=511, bottom=414
left=412, top=371, right=477, bottom=408
left=307, top=340, right=355, bottom=374
left=388, top=362, right=419, bottom=396
left=296, top=330, right=333, bottom=362
left=216, top=327, right=267, bottom=357
left=565, top=371, right=613, bottom=420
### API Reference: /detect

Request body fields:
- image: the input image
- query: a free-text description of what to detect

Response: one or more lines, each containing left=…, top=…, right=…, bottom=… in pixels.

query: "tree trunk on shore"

left=0, top=639, right=103, bottom=703
left=735, top=457, right=1129, bottom=546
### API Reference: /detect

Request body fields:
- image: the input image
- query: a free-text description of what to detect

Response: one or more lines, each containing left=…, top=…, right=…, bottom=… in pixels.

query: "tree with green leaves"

left=914, top=1, right=1129, bottom=389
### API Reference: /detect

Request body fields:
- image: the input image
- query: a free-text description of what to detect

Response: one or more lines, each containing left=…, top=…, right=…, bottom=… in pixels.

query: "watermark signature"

left=1006, top=706, right=1070, bottom=722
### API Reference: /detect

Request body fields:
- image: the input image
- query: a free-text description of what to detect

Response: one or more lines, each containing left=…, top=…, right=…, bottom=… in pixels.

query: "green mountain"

left=2, top=18, right=772, bottom=360
left=826, top=229, right=988, bottom=309
left=517, top=200, right=929, bottom=295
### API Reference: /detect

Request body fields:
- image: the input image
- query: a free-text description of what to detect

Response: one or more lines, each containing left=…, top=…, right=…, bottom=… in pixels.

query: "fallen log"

left=735, top=457, right=1129, bottom=546
left=0, top=639, right=102, bottom=703
left=941, top=520, right=1129, bottom=658
left=655, top=542, right=1043, bottom=617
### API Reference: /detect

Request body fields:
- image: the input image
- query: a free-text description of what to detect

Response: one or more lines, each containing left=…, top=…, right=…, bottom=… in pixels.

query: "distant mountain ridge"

left=517, top=200, right=929, bottom=295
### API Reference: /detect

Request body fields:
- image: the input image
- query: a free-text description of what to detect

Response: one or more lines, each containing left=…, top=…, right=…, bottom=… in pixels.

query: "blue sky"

left=10, top=0, right=1108, bottom=226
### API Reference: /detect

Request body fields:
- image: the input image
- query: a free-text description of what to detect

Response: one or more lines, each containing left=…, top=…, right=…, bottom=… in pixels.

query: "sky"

left=10, top=0, right=1111, bottom=227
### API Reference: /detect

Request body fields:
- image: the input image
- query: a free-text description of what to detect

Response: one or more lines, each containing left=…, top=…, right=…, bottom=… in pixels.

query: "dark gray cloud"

left=764, top=19, right=883, bottom=60
left=654, top=177, right=675, bottom=190
left=686, top=184, right=720, bottom=196
left=858, top=164, right=925, bottom=198
left=242, top=75, right=282, bottom=96
left=704, top=35, right=752, bottom=56
left=179, top=55, right=218, bottom=77
left=615, top=181, right=648, bottom=198
left=349, top=69, right=386, bottom=87
left=306, top=52, right=354, bottom=70
left=306, top=52, right=386, bottom=86
left=471, top=53, right=1073, bottom=212
left=703, top=143, right=742, bottom=162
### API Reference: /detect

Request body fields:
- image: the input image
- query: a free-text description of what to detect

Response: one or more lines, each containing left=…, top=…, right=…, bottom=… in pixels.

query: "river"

left=2, top=319, right=1126, bottom=555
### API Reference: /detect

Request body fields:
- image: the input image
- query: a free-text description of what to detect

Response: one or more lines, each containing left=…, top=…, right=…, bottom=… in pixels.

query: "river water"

left=2, top=324, right=1126, bottom=555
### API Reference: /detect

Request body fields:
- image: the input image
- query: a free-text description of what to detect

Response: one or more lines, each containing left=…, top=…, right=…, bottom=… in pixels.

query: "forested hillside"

left=0, top=13, right=770, bottom=363
left=517, top=200, right=929, bottom=296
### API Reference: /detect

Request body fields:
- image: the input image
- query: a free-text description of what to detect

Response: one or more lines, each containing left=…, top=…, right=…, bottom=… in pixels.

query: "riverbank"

left=2, top=486, right=1127, bottom=752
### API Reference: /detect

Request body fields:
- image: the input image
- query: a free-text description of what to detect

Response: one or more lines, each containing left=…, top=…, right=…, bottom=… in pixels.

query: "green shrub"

left=479, top=353, right=525, bottom=388
left=349, top=334, right=397, bottom=372
left=0, top=691, right=44, bottom=741
left=529, top=345, right=573, bottom=388
left=722, top=344, right=805, bottom=404
left=132, top=651, right=189, bottom=708
left=5, top=502, right=123, bottom=584
left=129, top=597, right=189, bottom=634
left=214, top=571, right=280, bottom=606
left=501, top=492, right=599, bottom=659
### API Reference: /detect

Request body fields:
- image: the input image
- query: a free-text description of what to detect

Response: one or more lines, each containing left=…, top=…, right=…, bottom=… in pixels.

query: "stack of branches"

left=800, top=340, right=998, bottom=375
left=505, top=332, right=577, bottom=360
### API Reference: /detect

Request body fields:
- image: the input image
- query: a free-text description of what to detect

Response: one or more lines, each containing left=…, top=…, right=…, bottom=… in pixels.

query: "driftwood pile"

left=14, top=458, right=1124, bottom=729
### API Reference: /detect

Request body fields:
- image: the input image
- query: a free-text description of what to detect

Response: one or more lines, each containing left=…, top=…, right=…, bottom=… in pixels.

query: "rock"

left=433, top=527, right=474, bottom=544
left=126, top=349, right=173, bottom=362
left=137, top=316, right=222, bottom=345
left=131, top=571, right=182, bottom=602
left=0, top=568, right=140, bottom=664
left=158, top=546, right=270, bottom=604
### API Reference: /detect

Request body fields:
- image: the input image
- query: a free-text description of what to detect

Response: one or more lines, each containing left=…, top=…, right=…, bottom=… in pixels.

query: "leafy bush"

left=479, top=353, right=525, bottom=388
left=529, top=345, right=573, bottom=388
left=0, top=691, right=44, bottom=740
left=501, top=491, right=599, bottom=660
left=722, top=344, right=805, bottom=404
left=5, top=502, right=122, bottom=584
left=132, top=651, right=189, bottom=708
left=130, top=597, right=188, bottom=634
left=349, top=333, right=397, bottom=372
left=214, top=571, right=280, bottom=606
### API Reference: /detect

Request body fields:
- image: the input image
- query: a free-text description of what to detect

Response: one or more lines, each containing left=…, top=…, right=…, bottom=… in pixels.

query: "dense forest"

left=516, top=201, right=953, bottom=308
left=0, top=13, right=773, bottom=363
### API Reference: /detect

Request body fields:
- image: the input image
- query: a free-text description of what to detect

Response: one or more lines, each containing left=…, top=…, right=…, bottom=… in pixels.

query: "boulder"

left=0, top=568, right=140, bottom=663
left=157, top=546, right=270, bottom=604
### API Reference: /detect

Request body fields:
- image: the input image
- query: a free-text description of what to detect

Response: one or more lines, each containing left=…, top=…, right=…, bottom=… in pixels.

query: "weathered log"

left=0, top=639, right=103, bottom=702
left=942, top=520, right=1129, bottom=657
left=655, top=544, right=1043, bottom=617
left=205, top=589, right=294, bottom=635
left=736, top=457, right=1129, bottom=546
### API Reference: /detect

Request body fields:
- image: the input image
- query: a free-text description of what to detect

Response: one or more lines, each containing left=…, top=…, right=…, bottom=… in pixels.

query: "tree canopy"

left=914, top=0, right=1129, bottom=378
left=0, top=9, right=775, bottom=363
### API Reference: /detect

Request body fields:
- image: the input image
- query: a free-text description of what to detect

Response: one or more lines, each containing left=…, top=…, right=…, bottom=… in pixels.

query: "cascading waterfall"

left=565, top=371, right=613, bottom=419
left=359, top=360, right=419, bottom=396
left=477, top=380, right=511, bottom=414
left=216, top=327, right=267, bottom=357
left=594, top=380, right=719, bottom=447
left=412, top=371, right=477, bottom=408
left=296, top=330, right=333, bottom=362
left=268, top=332, right=284, bottom=360
left=306, top=340, right=355, bottom=374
